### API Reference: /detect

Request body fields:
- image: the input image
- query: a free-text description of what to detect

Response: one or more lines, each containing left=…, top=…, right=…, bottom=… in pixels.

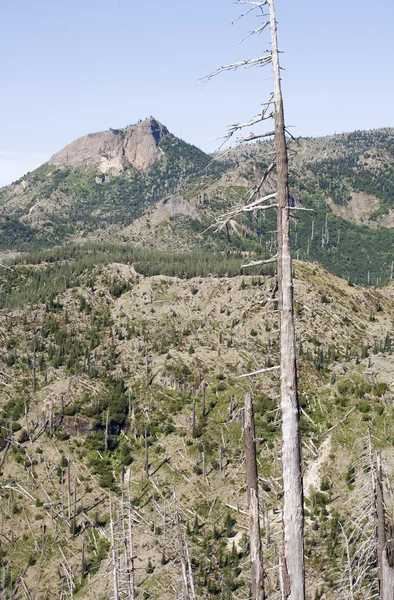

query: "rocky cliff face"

left=49, top=117, right=170, bottom=174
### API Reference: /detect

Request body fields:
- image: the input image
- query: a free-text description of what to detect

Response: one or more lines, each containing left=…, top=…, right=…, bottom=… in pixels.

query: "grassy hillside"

left=0, top=250, right=393, bottom=599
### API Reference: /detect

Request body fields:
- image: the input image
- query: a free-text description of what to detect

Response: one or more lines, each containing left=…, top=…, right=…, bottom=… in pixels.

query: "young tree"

left=205, top=2, right=305, bottom=598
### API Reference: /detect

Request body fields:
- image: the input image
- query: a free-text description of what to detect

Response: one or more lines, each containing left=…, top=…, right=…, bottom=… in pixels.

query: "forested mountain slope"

left=0, top=118, right=228, bottom=251
left=1, top=124, right=394, bottom=285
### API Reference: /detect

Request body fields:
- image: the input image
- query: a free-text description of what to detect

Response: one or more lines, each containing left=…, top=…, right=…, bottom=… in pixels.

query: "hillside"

left=1, top=123, right=394, bottom=284
left=224, top=127, right=394, bottom=225
left=0, top=247, right=394, bottom=599
left=0, top=118, right=228, bottom=251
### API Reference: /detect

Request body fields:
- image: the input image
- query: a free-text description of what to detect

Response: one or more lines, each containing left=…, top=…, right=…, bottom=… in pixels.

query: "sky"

left=1, top=0, right=393, bottom=187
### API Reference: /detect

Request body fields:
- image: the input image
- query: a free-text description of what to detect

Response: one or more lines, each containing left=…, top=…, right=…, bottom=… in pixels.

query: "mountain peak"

left=121, top=117, right=169, bottom=171
left=49, top=117, right=171, bottom=174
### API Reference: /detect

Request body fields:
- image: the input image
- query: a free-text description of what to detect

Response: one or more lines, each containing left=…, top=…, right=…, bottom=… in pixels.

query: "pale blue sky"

left=1, top=0, right=393, bottom=186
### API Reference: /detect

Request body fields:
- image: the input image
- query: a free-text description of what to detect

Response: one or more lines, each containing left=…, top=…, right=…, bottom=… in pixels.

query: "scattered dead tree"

left=373, top=451, right=394, bottom=600
left=174, top=491, right=196, bottom=600
left=375, top=453, right=386, bottom=599
left=244, top=393, right=265, bottom=600
left=336, top=442, right=383, bottom=599
left=204, top=0, right=305, bottom=597
left=383, top=526, right=394, bottom=600
left=127, top=487, right=136, bottom=600
left=110, top=498, right=121, bottom=600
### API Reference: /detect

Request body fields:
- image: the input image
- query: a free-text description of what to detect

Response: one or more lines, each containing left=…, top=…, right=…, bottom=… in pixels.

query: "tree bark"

left=72, top=476, right=77, bottom=539
left=382, top=538, right=394, bottom=600
left=201, top=380, right=206, bottom=417
left=244, top=394, right=265, bottom=600
left=67, top=457, right=71, bottom=520
left=192, top=397, right=196, bottom=438
left=127, top=487, right=135, bottom=600
left=376, top=453, right=386, bottom=599
left=81, top=537, right=85, bottom=584
left=268, top=1, right=305, bottom=598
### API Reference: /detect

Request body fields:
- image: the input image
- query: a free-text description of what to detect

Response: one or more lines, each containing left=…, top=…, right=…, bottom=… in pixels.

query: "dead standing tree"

left=204, top=1, right=305, bottom=598
left=335, top=440, right=387, bottom=599
left=244, top=394, right=265, bottom=600
left=375, top=452, right=386, bottom=599
left=268, top=3, right=305, bottom=597
left=374, top=451, right=394, bottom=600
left=383, top=527, right=394, bottom=600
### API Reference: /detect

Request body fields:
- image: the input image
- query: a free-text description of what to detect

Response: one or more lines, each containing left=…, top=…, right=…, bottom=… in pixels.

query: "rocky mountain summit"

left=49, top=117, right=170, bottom=175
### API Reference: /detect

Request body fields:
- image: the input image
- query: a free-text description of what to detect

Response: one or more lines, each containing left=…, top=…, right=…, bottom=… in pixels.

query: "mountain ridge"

left=1, top=121, right=394, bottom=285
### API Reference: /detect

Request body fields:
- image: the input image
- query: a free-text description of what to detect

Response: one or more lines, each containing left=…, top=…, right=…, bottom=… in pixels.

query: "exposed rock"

left=327, top=191, right=380, bottom=225
left=49, top=129, right=121, bottom=170
left=49, top=117, right=170, bottom=173
left=121, top=194, right=201, bottom=241
left=151, top=195, right=200, bottom=224
left=61, top=415, right=95, bottom=437
left=123, top=118, right=168, bottom=170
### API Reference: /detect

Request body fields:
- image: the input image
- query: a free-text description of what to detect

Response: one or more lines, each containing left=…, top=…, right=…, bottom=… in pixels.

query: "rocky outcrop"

left=124, top=118, right=168, bottom=170
left=61, top=415, right=95, bottom=437
left=49, top=117, right=170, bottom=174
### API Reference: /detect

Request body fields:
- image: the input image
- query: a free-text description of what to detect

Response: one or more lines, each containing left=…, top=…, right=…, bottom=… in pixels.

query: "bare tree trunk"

left=67, top=458, right=71, bottom=520
left=32, top=340, right=36, bottom=395
left=127, top=486, right=135, bottom=600
left=72, top=476, right=77, bottom=539
left=23, top=392, right=29, bottom=438
left=382, top=536, right=394, bottom=600
left=268, top=1, right=305, bottom=598
left=340, top=521, right=355, bottom=600
left=110, top=500, right=119, bottom=600
left=145, top=351, right=150, bottom=386
left=174, top=493, right=190, bottom=600
left=152, top=495, right=157, bottom=534
left=376, top=453, right=386, bottom=599
left=184, top=535, right=196, bottom=600
left=192, top=397, right=196, bottom=438
left=49, top=400, right=54, bottom=437
left=0, top=422, right=12, bottom=469
left=219, top=446, right=224, bottom=479
left=41, top=524, right=46, bottom=555
left=81, top=537, right=85, bottom=584
left=243, top=394, right=265, bottom=600
left=144, top=429, right=149, bottom=475
left=105, top=409, right=109, bottom=452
